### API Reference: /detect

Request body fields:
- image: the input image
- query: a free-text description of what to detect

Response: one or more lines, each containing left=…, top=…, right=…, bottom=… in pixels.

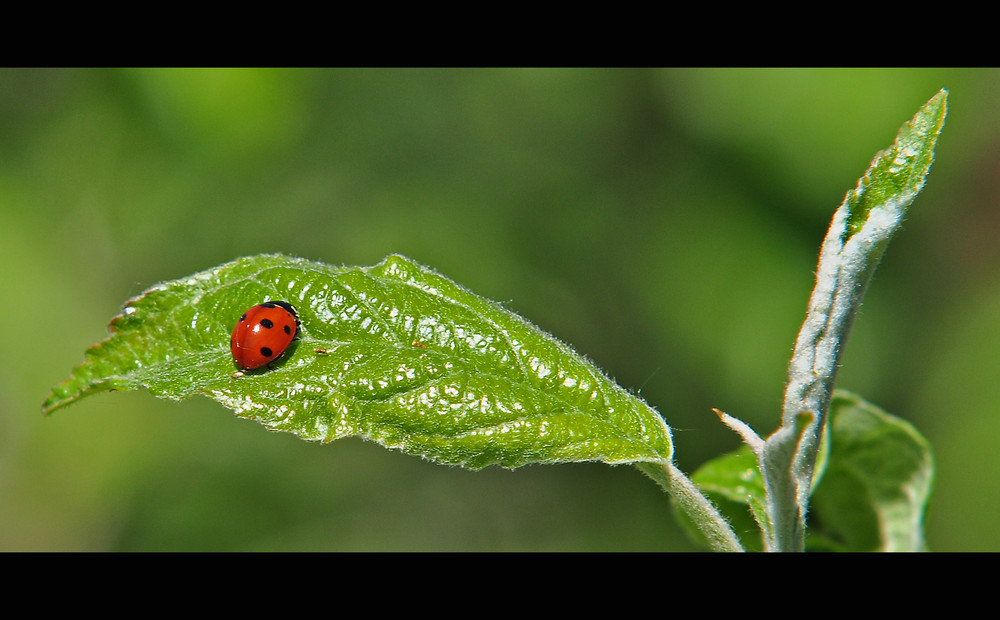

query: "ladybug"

left=230, top=301, right=300, bottom=370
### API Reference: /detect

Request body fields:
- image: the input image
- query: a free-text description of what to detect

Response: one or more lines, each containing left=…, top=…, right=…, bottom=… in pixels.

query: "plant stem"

left=636, top=459, right=744, bottom=552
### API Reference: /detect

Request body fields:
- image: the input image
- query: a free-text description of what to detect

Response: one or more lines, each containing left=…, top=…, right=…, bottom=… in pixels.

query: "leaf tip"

left=931, top=87, right=948, bottom=109
left=842, top=89, right=949, bottom=238
left=40, top=387, right=71, bottom=416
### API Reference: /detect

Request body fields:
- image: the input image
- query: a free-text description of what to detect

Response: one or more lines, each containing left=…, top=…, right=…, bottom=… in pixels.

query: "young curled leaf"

left=43, top=254, right=673, bottom=470
left=759, top=90, right=947, bottom=551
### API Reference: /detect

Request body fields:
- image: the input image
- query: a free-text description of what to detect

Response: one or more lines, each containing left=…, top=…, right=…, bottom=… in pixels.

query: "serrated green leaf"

left=806, top=391, right=934, bottom=552
left=43, top=254, right=673, bottom=470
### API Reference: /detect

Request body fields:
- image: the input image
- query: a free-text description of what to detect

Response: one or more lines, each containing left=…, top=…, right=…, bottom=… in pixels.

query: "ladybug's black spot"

left=260, top=318, right=274, bottom=329
left=260, top=347, right=273, bottom=358
left=283, top=325, right=291, bottom=335
left=239, top=313, right=247, bottom=321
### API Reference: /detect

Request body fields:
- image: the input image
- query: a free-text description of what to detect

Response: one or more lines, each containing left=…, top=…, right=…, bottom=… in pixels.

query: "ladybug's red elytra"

left=230, top=301, right=300, bottom=370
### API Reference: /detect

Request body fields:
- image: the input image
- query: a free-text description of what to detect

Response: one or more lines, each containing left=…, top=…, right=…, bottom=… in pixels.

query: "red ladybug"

left=230, top=301, right=300, bottom=370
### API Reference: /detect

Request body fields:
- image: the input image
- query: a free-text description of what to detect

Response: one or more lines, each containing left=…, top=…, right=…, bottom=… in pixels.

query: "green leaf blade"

left=807, top=391, right=934, bottom=552
left=44, top=254, right=673, bottom=470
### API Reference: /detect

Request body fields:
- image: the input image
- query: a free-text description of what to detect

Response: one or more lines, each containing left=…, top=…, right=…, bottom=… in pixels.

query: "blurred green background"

left=2, top=68, right=996, bottom=551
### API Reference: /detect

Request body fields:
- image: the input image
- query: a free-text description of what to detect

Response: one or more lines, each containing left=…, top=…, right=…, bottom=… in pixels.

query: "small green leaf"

left=806, top=391, right=934, bottom=552
left=43, top=254, right=673, bottom=470
left=843, top=89, right=947, bottom=238
left=690, top=445, right=768, bottom=551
